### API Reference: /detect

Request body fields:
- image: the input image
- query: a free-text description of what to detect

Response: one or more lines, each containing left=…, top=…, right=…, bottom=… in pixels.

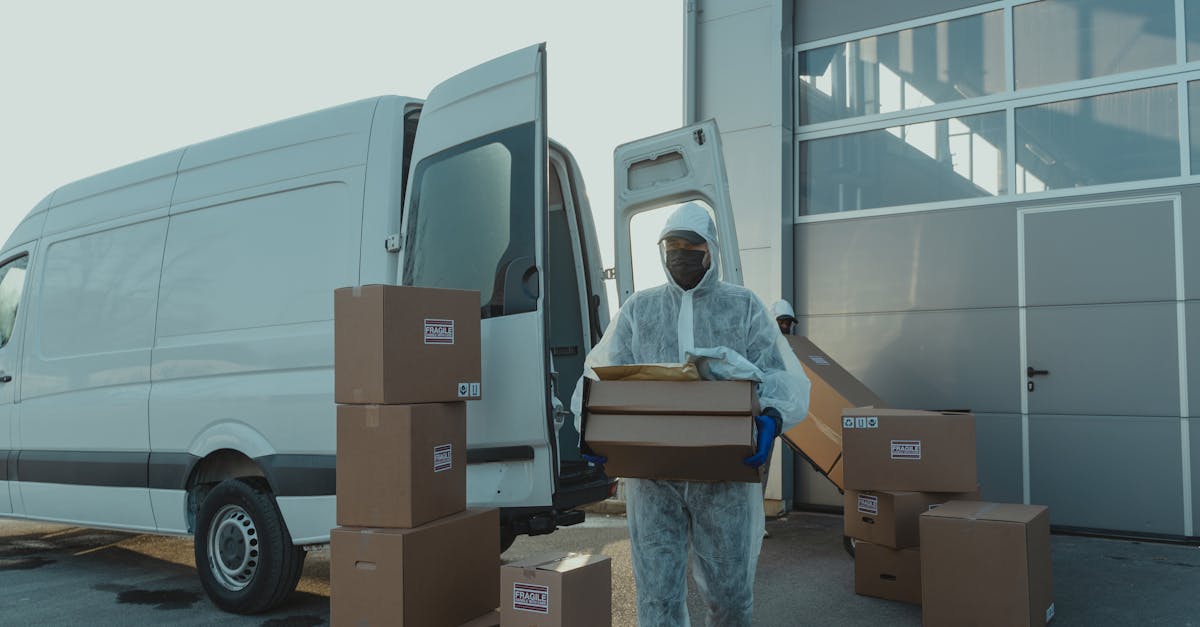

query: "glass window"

left=403, top=123, right=536, bottom=318
left=1014, top=0, right=1176, bottom=90
left=799, top=111, right=1007, bottom=215
left=1189, top=0, right=1200, bottom=61
left=798, top=11, right=1005, bottom=126
left=1190, top=81, right=1200, bottom=173
left=0, top=255, right=28, bottom=348
left=1015, top=85, right=1179, bottom=192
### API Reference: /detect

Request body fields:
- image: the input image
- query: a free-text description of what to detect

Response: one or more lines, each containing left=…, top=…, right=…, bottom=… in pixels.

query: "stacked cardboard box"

left=781, top=337, right=887, bottom=490
left=331, top=284, right=498, bottom=627
left=581, top=378, right=763, bottom=483
left=841, top=408, right=980, bottom=605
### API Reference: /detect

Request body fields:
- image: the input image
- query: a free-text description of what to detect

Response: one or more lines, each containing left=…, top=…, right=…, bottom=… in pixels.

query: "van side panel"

left=17, top=208, right=169, bottom=530
left=42, top=150, right=185, bottom=236
left=149, top=101, right=374, bottom=535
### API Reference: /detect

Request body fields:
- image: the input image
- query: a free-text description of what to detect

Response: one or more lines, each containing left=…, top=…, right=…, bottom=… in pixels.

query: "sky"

left=0, top=0, right=683, bottom=288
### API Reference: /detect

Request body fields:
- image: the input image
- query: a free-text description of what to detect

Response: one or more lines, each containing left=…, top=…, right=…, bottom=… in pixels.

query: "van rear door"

left=399, top=44, right=556, bottom=511
left=612, top=120, right=743, bottom=304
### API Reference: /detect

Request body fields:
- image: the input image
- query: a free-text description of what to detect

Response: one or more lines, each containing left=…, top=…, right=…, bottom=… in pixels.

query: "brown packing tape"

left=967, top=502, right=1001, bottom=520
left=351, top=285, right=362, bottom=297
left=807, top=411, right=843, bottom=444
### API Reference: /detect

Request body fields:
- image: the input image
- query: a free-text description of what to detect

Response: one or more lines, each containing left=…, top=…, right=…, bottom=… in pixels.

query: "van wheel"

left=194, top=478, right=306, bottom=614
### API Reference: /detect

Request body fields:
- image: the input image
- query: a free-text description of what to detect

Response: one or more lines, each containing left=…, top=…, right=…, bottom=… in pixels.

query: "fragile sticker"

left=424, top=318, right=455, bottom=345
left=513, top=582, right=550, bottom=614
left=857, top=494, right=879, bottom=515
left=433, top=444, right=452, bottom=473
left=866, top=416, right=878, bottom=428
left=890, top=440, right=922, bottom=460
left=457, top=383, right=470, bottom=398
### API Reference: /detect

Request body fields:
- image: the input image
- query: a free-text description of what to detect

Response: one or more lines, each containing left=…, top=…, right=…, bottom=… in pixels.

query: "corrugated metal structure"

left=684, top=0, right=1200, bottom=538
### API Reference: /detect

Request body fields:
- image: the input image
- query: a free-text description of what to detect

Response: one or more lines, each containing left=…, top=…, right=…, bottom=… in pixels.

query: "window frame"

left=794, top=0, right=1200, bottom=222
left=0, top=252, right=31, bottom=351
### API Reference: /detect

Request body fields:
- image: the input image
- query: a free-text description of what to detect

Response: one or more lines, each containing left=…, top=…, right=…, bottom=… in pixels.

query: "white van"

left=0, top=44, right=742, bottom=613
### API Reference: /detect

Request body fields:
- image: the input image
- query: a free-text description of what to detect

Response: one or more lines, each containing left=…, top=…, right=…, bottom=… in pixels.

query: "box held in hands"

left=582, top=379, right=761, bottom=483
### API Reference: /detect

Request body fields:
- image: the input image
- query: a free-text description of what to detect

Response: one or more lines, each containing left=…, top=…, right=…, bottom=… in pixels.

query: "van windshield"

left=402, top=123, right=536, bottom=319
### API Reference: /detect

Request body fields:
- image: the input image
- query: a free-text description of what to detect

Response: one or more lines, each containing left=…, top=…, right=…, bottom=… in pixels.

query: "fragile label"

left=866, top=416, right=878, bottom=428
left=857, top=494, right=879, bottom=515
left=457, top=383, right=470, bottom=398
left=890, top=440, right=922, bottom=460
left=424, top=318, right=455, bottom=345
left=809, top=355, right=830, bottom=366
left=433, top=444, right=452, bottom=473
left=513, top=582, right=550, bottom=614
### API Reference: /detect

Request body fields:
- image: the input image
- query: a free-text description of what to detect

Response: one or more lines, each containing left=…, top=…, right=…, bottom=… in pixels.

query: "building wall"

left=696, top=0, right=1200, bottom=536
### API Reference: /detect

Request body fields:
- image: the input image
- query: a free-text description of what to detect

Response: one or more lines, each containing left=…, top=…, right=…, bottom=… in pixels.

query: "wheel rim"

left=207, top=504, right=260, bottom=591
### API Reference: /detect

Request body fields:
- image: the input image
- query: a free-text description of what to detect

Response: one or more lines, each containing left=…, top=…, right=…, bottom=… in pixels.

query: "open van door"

left=612, top=120, right=742, bottom=304
left=399, top=45, right=558, bottom=524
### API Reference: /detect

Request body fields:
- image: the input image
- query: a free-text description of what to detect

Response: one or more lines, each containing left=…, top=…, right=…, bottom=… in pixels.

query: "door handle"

left=0, top=374, right=12, bottom=383
left=1027, top=366, right=1050, bottom=377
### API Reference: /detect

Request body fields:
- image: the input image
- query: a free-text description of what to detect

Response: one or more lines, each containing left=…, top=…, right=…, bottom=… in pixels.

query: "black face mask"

left=665, top=248, right=709, bottom=290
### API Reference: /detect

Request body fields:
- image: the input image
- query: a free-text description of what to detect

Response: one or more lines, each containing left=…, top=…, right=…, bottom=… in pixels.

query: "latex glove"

left=743, top=408, right=782, bottom=468
left=581, top=453, right=608, bottom=466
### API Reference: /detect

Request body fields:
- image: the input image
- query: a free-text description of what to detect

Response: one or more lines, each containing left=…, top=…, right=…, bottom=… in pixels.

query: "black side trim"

left=18, top=451, right=147, bottom=488
left=257, top=454, right=336, bottom=497
left=5, top=451, right=14, bottom=482
left=0, top=450, right=8, bottom=481
left=467, top=445, right=535, bottom=464
left=148, top=452, right=199, bottom=490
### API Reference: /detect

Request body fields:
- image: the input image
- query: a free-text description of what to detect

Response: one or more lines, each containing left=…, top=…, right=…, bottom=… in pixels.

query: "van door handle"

left=1027, top=366, right=1049, bottom=377
left=0, top=374, right=12, bottom=383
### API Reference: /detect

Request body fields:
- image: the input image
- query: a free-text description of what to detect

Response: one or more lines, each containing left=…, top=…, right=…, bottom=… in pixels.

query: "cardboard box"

left=582, top=380, right=761, bottom=482
left=781, top=337, right=887, bottom=477
left=335, top=284, right=481, bottom=404
left=841, top=408, right=977, bottom=492
left=844, top=487, right=981, bottom=548
left=500, top=553, right=612, bottom=627
left=827, top=457, right=844, bottom=490
left=854, top=541, right=922, bottom=605
left=920, top=501, right=1055, bottom=626
left=331, top=509, right=500, bottom=627
left=460, top=611, right=501, bottom=627
left=337, top=403, right=466, bottom=528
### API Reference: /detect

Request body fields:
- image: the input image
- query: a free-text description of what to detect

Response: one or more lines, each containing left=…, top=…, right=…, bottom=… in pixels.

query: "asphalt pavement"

left=2, top=512, right=1200, bottom=625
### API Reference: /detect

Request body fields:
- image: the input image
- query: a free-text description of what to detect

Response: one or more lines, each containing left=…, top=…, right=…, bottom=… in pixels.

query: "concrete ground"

left=1, top=512, right=1199, bottom=625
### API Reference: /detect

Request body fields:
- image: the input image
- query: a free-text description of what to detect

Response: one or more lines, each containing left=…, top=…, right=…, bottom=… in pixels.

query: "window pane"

left=798, top=11, right=1005, bottom=126
left=1189, top=0, right=1200, bottom=61
left=403, top=123, right=535, bottom=318
left=799, top=111, right=1007, bottom=215
left=0, top=256, right=27, bottom=348
left=1015, top=85, right=1179, bottom=191
left=1015, top=0, right=1176, bottom=90
left=1189, top=81, right=1200, bottom=173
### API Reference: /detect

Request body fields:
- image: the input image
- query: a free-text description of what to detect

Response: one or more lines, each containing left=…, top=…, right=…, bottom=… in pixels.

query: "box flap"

left=506, top=553, right=610, bottom=573
left=586, top=380, right=755, bottom=415
left=789, top=337, right=888, bottom=409
left=922, top=500, right=1048, bottom=524
left=585, top=413, right=751, bottom=447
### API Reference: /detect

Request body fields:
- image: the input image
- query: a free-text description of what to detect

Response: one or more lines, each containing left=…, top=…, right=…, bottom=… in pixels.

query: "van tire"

left=194, top=477, right=306, bottom=614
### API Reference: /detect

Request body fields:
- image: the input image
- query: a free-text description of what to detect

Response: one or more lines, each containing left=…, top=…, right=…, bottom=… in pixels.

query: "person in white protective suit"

left=772, top=299, right=797, bottom=335
left=575, top=202, right=810, bottom=627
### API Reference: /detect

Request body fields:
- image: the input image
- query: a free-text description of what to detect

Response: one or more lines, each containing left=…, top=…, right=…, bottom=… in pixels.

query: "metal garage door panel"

left=1025, top=302, right=1178, bottom=417
left=795, top=206, right=1016, bottom=315
left=800, top=307, right=1019, bottom=414
left=975, top=413, right=1023, bottom=504
left=1023, top=200, right=1175, bottom=307
left=1029, top=414, right=1183, bottom=535
left=1187, top=302, right=1200, bottom=417
left=1192, top=418, right=1200, bottom=531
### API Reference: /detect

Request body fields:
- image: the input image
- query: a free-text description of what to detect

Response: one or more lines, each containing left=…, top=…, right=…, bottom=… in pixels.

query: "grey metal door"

left=1019, top=195, right=1191, bottom=536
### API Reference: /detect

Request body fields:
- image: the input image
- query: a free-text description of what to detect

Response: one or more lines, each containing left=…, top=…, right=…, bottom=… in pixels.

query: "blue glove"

left=743, top=409, right=782, bottom=468
left=581, top=453, right=608, bottom=466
